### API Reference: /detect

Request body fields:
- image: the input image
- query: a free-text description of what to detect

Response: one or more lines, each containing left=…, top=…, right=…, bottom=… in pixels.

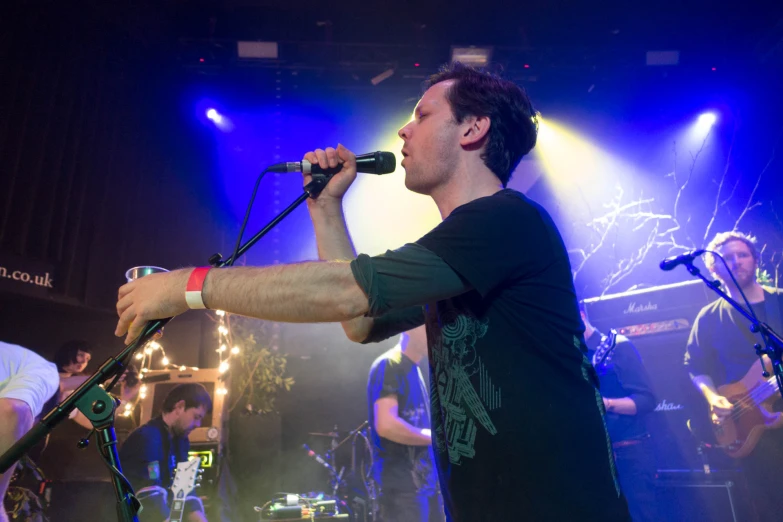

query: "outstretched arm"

left=115, top=262, right=370, bottom=343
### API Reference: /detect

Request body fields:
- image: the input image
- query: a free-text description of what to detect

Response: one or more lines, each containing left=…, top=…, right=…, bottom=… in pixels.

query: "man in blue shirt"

left=120, top=383, right=211, bottom=522
left=368, top=326, right=443, bottom=522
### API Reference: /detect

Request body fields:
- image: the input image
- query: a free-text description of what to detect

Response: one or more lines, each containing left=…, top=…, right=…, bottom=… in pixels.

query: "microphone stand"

left=681, top=260, right=783, bottom=399
left=0, top=174, right=334, bottom=521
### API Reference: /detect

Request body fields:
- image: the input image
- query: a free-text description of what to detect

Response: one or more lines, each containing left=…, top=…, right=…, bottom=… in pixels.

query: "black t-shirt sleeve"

left=685, top=306, right=716, bottom=378
left=368, top=359, right=402, bottom=406
left=613, top=339, right=656, bottom=415
left=416, top=191, right=558, bottom=298
left=350, top=242, right=472, bottom=318
left=362, top=306, right=425, bottom=344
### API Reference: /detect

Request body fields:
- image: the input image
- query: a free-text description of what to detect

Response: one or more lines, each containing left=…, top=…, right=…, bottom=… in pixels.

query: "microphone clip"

left=304, top=174, right=332, bottom=199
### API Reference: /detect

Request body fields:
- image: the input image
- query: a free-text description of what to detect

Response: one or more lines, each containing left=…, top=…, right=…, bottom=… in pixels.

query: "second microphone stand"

left=683, top=260, right=783, bottom=400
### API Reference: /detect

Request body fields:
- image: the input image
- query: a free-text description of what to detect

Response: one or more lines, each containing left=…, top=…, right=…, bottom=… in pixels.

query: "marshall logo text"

left=623, top=301, right=658, bottom=314
left=655, top=399, right=684, bottom=412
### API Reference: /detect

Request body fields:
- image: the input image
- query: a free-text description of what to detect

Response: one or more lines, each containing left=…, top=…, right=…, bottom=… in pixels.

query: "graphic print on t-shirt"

left=429, top=308, right=499, bottom=465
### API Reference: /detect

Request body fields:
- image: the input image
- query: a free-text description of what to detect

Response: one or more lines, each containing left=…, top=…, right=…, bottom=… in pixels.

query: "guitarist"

left=119, top=383, right=211, bottom=522
left=579, top=302, right=657, bottom=522
left=685, top=231, right=783, bottom=522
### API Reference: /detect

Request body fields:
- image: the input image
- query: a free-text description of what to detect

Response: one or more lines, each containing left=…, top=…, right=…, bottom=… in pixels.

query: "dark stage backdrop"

left=0, top=6, right=235, bottom=367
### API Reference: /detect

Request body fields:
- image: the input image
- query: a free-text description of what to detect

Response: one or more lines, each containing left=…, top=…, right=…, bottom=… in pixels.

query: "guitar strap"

left=763, top=288, right=783, bottom=338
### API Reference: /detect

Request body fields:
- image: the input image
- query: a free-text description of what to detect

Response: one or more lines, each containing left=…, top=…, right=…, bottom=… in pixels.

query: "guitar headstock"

left=592, top=329, right=619, bottom=370
left=171, top=456, right=202, bottom=501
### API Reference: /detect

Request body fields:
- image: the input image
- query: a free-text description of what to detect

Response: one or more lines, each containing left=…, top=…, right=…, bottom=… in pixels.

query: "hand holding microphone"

left=302, top=144, right=359, bottom=206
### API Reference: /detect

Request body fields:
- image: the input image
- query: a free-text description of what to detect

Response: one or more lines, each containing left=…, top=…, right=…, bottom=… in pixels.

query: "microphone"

left=659, top=249, right=707, bottom=271
left=302, top=444, right=337, bottom=473
left=268, top=151, right=396, bottom=175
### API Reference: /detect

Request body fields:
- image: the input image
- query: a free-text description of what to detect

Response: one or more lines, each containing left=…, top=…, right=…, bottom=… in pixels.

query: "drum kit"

left=256, top=421, right=379, bottom=522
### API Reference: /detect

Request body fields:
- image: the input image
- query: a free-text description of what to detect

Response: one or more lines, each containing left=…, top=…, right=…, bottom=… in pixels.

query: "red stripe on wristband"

left=185, top=267, right=212, bottom=309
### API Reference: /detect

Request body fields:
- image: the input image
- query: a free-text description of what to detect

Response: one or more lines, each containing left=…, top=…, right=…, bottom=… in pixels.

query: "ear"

left=459, top=115, right=491, bottom=148
left=174, top=399, right=186, bottom=412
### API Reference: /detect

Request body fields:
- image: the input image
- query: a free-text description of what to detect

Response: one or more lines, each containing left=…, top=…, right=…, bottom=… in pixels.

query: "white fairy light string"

left=120, top=310, right=237, bottom=417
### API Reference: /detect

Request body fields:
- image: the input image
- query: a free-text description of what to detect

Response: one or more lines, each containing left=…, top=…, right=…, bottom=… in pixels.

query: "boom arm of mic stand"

left=683, top=261, right=783, bottom=399
left=213, top=174, right=331, bottom=267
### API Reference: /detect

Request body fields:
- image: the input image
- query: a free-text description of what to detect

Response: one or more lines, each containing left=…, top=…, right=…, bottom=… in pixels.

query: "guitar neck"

left=757, top=375, right=781, bottom=403
left=169, top=498, right=186, bottom=522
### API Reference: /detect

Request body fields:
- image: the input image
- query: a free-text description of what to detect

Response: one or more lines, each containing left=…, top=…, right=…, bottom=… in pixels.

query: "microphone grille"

left=374, top=151, right=397, bottom=174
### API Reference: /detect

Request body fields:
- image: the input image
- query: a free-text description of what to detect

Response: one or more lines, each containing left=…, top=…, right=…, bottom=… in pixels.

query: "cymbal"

left=308, top=431, right=340, bottom=438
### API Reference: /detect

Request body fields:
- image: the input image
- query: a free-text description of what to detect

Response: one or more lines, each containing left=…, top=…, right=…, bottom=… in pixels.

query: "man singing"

left=115, top=63, right=630, bottom=521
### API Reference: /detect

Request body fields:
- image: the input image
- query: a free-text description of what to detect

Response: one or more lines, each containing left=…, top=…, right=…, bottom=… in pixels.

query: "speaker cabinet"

left=138, top=368, right=227, bottom=445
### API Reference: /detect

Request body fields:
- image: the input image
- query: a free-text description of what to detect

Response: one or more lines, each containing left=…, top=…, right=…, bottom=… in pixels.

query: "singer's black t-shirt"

left=411, top=189, right=630, bottom=522
left=367, top=346, right=438, bottom=494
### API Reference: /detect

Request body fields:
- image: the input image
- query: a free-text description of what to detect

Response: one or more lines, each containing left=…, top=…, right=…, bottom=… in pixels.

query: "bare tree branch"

left=704, top=120, right=738, bottom=241
left=733, top=147, right=776, bottom=232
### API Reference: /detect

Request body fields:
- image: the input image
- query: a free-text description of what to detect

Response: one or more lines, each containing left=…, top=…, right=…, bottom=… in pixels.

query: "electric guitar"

left=169, top=457, right=202, bottom=522
left=713, top=356, right=783, bottom=458
left=592, top=329, right=619, bottom=372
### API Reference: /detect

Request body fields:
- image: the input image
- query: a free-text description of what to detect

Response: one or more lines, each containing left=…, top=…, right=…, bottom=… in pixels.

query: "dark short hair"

left=54, top=340, right=93, bottom=373
left=424, top=62, right=538, bottom=187
left=162, top=383, right=213, bottom=414
left=705, top=231, right=759, bottom=271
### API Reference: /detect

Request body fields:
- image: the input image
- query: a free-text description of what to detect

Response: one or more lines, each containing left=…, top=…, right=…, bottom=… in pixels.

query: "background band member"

left=368, top=326, right=443, bottom=522
left=114, top=63, right=631, bottom=521
left=0, top=341, right=59, bottom=522
left=53, top=340, right=140, bottom=430
left=580, top=303, right=657, bottom=522
left=685, top=231, right=783, bottom=522
left=119, top=383, right=212, bottom=522
left=55, top=340, right=92, bottom=389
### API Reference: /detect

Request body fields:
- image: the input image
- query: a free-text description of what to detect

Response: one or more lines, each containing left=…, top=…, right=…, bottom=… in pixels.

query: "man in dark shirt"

left=114, top=63, right=630, bottom=521
left=119, top=383, right=212, bottom=522
left=368, top=326, right=442, bottom=522
left=685, top=231, right=783, bottom=522
left=580, top=302, right=657, bottom=522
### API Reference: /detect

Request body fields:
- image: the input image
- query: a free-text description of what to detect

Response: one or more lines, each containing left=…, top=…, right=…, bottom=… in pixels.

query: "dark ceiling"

left=167, top=0, right=782, bottom=55
left=6, top=1, right=782, bottom=57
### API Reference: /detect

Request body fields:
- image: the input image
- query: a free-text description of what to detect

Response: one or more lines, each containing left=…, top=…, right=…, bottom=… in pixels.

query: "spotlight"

left=206, top=108, right=221, bottom=123
left=200, top=104, right=233, bottom=132
left=698, top=113, right=717, bottom=127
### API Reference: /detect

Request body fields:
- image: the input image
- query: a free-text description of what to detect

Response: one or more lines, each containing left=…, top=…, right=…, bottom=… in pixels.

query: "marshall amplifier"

left=583, top=280, right=733, bottom=472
